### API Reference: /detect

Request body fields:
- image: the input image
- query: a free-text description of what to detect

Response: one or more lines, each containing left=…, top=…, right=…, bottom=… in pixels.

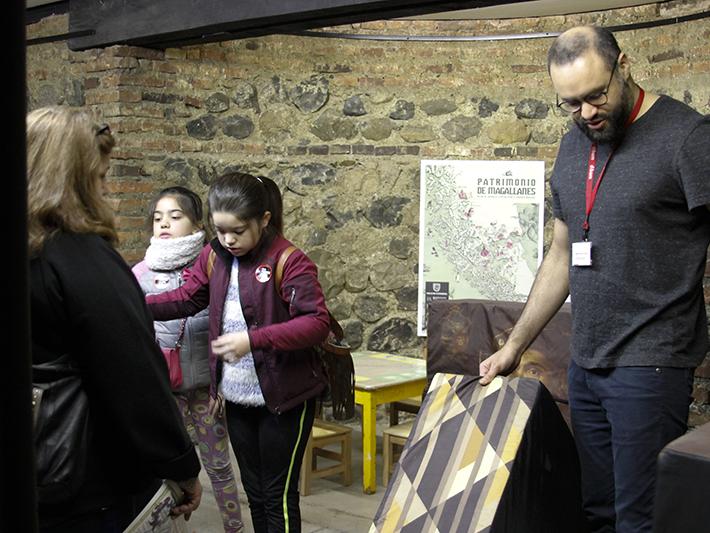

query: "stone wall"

left=26, top=0, right=710, bottom=425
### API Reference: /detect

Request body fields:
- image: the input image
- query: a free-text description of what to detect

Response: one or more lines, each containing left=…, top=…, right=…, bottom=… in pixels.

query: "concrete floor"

left=185, top=415, right=397, bottom=533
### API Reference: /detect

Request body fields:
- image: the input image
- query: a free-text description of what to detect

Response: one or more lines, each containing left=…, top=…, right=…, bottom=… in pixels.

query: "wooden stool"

left=389, top=396, right=422, bottom=426
left=382, top=420, right=414, bottom=486
left=299, top=419, right=352, bottom=496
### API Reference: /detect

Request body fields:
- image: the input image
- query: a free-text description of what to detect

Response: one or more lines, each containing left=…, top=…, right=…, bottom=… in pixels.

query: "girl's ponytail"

left=259, top=177, right=283, bottom=236
left=208, top=172, right=283, bottom=236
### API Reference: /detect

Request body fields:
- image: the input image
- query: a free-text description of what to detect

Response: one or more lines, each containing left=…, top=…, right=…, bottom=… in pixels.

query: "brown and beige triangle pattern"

left=371, top=374, right=535, bottom=533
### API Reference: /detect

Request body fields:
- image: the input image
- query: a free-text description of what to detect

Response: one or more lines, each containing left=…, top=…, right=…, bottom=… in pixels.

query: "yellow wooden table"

left=352, top=350, right=427, bottom=494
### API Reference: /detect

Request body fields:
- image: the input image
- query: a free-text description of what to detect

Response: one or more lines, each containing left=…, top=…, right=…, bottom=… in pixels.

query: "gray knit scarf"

left=144, top=231, right=205, bottom=271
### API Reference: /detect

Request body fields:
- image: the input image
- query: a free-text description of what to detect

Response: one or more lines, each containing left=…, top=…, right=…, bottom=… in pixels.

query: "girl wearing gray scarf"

left=132, top=186, right=244, bottom=533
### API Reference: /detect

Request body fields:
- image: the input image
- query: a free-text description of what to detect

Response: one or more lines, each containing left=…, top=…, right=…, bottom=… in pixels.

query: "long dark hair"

left=146, top=186, right=204, bottom=230
left=208, top=172, right=283, bottom=236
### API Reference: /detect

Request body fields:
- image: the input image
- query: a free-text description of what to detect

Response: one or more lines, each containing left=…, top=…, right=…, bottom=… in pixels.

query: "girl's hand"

left=208, top=393, right=224, bottom=417
left=212, top=331, right=251, bottom=363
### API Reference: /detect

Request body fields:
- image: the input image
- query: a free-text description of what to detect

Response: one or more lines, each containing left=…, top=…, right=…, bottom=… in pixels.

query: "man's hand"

left=479, top=346, right=521, bottom=385
left=478, top=219, right=570, bottom=386
left=172, top=477, right=203, bottom=520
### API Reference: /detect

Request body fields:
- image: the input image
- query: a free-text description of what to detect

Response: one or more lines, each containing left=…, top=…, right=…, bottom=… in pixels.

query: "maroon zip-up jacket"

left=146, top=233, right=329, bottom=414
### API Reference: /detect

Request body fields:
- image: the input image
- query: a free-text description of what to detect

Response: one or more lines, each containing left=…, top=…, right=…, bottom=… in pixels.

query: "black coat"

left=30, top=232, right=200, bottom=527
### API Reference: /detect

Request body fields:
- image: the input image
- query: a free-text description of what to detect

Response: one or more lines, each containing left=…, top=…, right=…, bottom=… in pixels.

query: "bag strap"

left=275, top=245, right=298, bottom=294
left=274, top=245, right=344, bottom=343
left=327, top=311, right=345, bottom=342
left=173, top=318, right=187, bottom=349
left=207, top=249, right=217, bottom=279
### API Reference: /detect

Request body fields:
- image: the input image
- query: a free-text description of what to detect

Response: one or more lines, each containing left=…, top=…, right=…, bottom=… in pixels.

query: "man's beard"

left=574, top=81, right=633, bottom=145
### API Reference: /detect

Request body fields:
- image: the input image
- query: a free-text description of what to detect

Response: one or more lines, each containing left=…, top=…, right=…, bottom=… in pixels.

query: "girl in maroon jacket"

left=146, top=172, right=330, bottom=533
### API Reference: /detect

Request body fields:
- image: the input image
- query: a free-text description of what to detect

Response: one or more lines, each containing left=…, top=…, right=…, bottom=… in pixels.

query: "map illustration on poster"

left=418, top=160, right=545, bottom=335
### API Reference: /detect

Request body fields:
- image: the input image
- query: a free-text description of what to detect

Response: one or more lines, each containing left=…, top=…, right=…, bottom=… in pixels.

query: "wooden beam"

left=68, top=0, right=527, bottom=50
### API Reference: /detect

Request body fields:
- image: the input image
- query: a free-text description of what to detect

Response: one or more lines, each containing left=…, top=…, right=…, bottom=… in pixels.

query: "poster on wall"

left=418, top=159, right=545, bottom=336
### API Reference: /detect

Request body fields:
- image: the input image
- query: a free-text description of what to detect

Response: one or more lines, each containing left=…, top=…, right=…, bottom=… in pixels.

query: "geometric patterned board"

left=371, top=374, right=540, bottom=533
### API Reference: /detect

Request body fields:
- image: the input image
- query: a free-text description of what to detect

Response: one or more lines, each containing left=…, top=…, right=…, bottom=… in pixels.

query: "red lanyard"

left=582, top=88, right=645, bottom=240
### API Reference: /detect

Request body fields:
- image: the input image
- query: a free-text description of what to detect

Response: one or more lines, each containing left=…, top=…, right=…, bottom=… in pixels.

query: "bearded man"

left=478, top=26, right=710, bottom=533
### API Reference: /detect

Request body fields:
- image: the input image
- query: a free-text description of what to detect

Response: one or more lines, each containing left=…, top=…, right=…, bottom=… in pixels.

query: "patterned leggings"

left=176, top=387, right=243, bottom=533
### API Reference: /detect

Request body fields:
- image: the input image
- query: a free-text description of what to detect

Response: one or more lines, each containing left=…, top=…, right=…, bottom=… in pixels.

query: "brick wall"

left=26, top=0, right=710, bottom=425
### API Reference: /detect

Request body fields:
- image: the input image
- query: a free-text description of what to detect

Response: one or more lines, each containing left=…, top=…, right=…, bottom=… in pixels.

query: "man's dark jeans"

left=568, top=360, right=694, bottom=533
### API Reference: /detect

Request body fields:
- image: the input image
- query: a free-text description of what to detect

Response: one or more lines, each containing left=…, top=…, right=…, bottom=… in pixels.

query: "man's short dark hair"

left=547, top=26, right=620, bottom=72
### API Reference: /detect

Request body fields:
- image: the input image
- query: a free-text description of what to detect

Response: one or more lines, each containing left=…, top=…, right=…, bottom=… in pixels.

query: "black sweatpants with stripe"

left=226, top=398, right=315, bottom=533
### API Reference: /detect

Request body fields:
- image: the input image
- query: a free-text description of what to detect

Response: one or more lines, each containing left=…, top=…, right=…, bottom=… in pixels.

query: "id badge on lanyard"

left=572, top=241, right=592, bottom=266
left=573, top=88, right=645, bottom=267
left=572, top=143, right=613, bottom=267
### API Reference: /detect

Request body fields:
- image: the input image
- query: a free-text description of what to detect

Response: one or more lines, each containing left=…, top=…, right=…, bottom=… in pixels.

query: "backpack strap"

left=274, top=244, right=344, bottom=343
left=275, top=245, right=298, bottom=294
left=207, top=249, right=217, bottom=279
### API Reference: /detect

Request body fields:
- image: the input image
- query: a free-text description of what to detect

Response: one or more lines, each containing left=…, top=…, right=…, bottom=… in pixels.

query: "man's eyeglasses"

left=556, top=60, right=618, bottom=114
left=96, top=123, right=111, bottom=136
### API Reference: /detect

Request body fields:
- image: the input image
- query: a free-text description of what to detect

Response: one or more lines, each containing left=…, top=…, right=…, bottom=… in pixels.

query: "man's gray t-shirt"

left=551, top=96, right=710, bottom=369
